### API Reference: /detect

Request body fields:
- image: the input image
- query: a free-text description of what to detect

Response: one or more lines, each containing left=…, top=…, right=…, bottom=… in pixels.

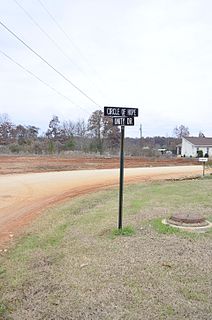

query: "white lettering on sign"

left=127, top=109, right=137, bottom=116
left=104, top=106, right=138, bottom=117
left=113, top=117, right=134, bottom=126
left=199, top=158, right=208, bottom=162
left=126, top=118, right=133, bottom=125
left=106, top=107, right=120, bottom=116
left=121, top=109, right=126, bottom=116
left=114, top=118, right=125, bottom=125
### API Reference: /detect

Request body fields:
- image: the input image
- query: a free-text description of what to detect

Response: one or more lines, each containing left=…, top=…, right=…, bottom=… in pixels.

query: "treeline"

left=0, top=111, right=120, bottom=154
left=0, top=111, right=180, bottom=156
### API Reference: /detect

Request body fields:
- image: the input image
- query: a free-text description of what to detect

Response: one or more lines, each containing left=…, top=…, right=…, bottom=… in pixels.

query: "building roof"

left=183, top=136, right=212, bottom=146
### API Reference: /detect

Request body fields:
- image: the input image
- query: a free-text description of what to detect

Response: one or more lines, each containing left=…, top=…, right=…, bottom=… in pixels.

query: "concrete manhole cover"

left=162, top=213, right=212, bottom=232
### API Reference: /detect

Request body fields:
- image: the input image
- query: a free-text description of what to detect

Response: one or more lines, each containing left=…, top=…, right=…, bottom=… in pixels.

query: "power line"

left=0, top=49, right=89, bottom=115
left=13, top=0, right=79, bottom=67
left=0, top=19, right=100, bottom=108
left=36, top=0, right=96, bottom=71
left=0, top=49, right=78, bottom=108
left=36, top=0, right=107, bottom=99
left=13, top=0, right=103, bottom=96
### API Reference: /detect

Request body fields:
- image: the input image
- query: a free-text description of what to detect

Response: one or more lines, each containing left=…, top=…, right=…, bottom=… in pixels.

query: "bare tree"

left=46, top=115, right=64, bottom=141
left=198, top=131, right=205, bottom=138
left=87, top=110, right=103, bottom=138
left=0, top=113, right=10, bottom=124
left=62, top=120, right=75, bottom=138
left=103, top=116, right=120, bottom=151
left=26, top=126, right=39, bottom=139
left=87, top=110, right=122, bottom=153
left=0, top=113, right=15, bottom=144
left=14, top=124, right=27, bottom=144
left=173, top=125, right=190, bottom=138
left=75, top=119, right=87, bottom=137
left=87, top=110, right=104, bottom=153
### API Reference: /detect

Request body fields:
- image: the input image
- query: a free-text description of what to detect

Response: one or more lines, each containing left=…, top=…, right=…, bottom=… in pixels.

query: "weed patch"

left=0, top=303, right=6, bottom=316
left=111, top=226, right=135, bottom=237
left=180, top=288, right=208, bottom=302
left=149, top=217, right=212, bottom=239
left=149, top=218, right=180, bottom=235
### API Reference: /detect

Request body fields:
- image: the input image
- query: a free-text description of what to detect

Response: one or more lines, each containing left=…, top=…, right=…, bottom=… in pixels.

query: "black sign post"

left=104, top=106, right=139, bottom=230
left=119, top=125, right=125, bottom=229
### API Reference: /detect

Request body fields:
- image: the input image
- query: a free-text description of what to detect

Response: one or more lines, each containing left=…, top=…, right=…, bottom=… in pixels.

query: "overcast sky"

left=0, top=0, right=212, bottom=137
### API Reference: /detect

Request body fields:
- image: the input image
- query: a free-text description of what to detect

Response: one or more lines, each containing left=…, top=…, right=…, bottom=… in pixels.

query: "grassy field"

left=1, top=177, right=212, bottom=319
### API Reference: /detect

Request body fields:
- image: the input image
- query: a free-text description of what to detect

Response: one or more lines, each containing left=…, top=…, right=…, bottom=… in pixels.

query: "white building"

left=179, top=137, right=212, bottom=157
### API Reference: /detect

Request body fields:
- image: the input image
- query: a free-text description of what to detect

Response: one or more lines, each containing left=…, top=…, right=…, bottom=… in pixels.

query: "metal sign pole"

left=103, top=106, right=139, bottom=230
left=118, top=125, right=125, bottom=229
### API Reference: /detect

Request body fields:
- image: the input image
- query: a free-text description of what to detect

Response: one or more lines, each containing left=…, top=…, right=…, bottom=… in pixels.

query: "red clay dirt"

left=0, top=155, right=203, bottom=249
left=0, top=155, right=197, bottom=175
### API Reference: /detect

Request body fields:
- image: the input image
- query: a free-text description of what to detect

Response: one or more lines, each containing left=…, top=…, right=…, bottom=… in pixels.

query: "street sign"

left=104, top=106, right=138, bottom=117
left=104, top=105, right=139, bottom=230
left=199, top=158, right=208, bottom=162
left=198, top=158, right=208, bottom=176
left=113, top=117, right=134, bottom=126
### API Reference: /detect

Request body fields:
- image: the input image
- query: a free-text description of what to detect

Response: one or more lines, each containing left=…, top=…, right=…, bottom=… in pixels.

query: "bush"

left=197, top=150, right=203, bottom=158
left=64, top=138, right=75, bottom=150
left=47, top=141, right=56, bottom=154
left=9, top=144, right=21, bottom=153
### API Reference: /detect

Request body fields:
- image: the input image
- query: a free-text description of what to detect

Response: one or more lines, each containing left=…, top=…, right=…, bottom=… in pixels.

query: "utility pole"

left=139, top=124, right=142, bottom=139
left=139, top=124, right=142, bottom=155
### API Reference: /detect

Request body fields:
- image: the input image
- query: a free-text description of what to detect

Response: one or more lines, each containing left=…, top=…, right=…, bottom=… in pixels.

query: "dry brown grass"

left=1, top=178, right=212, bottom=319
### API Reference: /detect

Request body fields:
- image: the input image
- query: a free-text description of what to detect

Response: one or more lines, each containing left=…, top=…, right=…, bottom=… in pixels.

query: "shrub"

left=197, top=150, right=203, bottom=158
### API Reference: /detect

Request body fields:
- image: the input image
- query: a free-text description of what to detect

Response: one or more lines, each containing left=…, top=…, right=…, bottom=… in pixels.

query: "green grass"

left=124, top=179, right=212, bottom=214
left=111, top=225, right=135, bottom=237
left=149, top=217, right=212, bottom=239
left=160, top=304, right=176, bottom=317
left=180, top=288, right=208, bottom=302
left=0, top=266, right=6, bottom=276
left=9, top=223, right=68, bottom=262
left=0, top=303, right=7, bottom=317
left=149, top=218, right=182, bottom=235
left=1, top=178, right=212, bottom=319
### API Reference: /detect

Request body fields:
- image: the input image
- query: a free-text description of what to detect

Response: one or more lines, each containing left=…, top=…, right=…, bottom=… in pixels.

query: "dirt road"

left=0, top=165, right=205, bottom=247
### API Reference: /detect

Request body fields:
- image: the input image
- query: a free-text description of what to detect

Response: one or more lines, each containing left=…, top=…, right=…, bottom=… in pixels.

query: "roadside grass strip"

left=1, top=179, right=212, bottom=319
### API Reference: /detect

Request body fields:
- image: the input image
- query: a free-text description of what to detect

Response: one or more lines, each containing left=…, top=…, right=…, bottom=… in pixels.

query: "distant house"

left=177, top=136, right=212, bottom=157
